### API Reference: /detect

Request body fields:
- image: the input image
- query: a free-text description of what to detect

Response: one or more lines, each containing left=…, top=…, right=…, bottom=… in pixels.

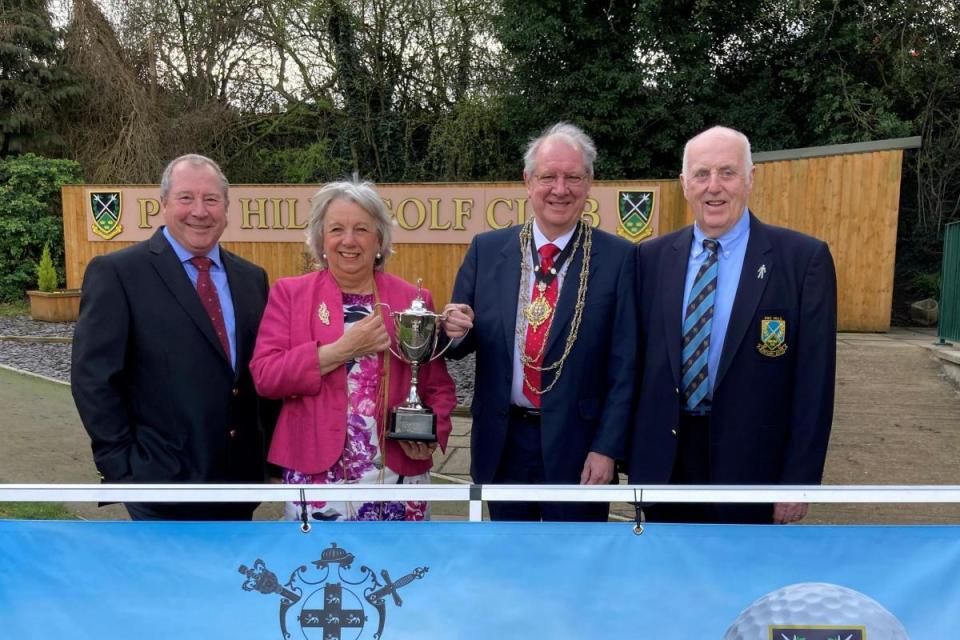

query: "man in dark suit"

left=628, top=126, right=837, bottom=524
left=71, top=154, right=276, bottom=520
left=441, top=122, right=637, bottom=521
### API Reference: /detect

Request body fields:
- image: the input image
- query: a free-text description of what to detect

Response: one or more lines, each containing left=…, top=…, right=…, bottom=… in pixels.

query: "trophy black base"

left=388, top=407, right=438, bottom=442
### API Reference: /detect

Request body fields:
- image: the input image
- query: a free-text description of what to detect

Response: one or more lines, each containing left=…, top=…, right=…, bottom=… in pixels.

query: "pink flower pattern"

left=281, top=293, right=429, bottom=522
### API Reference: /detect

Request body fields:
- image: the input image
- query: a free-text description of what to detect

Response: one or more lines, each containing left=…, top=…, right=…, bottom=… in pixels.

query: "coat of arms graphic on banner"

left=616, top=190, right=655, bottom=242
left=89, top=191, right=123, bottom=240
left=239, top=542, right=428, bottom=639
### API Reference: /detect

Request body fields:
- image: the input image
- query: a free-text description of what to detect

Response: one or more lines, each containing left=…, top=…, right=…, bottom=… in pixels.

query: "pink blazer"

left=250, top=270, right=455, bottom=476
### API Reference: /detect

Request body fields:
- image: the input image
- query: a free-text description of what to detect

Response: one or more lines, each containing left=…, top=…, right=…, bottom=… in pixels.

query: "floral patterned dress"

left=282, top=293, right=430, bottom=522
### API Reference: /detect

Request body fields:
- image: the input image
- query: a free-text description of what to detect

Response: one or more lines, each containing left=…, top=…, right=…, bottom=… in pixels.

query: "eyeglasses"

left=534, top=173, right=588, bottom=187
left=687, top=167, right=742, bottom=184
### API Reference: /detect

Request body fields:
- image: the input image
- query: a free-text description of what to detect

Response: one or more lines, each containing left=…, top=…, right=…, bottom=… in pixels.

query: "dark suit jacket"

left=71, top=228, right=276, bottom=519
left=627, top=213, right=837, bottom=522
left=448, top=224, right=637, bottom=485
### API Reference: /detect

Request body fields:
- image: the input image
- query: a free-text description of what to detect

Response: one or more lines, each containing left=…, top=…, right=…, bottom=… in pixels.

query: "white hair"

left=681, top=126, right=753, bottom=178
left=306, top=179, right=393, bottom=271
left=523, top=122, right=597, bottom=177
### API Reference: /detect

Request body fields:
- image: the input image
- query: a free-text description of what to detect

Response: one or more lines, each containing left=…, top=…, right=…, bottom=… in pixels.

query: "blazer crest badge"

left=757, top=315, right=788, bottom=357
left=616, top=190, right=655, bottom=243
left=89, top=191, right=123, bottom=240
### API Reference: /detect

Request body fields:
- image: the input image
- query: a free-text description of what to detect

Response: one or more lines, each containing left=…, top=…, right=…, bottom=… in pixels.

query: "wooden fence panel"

left=749, top=150, right=902, bottom=331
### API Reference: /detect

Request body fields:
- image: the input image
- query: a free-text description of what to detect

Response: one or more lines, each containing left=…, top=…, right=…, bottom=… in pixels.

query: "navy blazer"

left=448, top=224, right=637, bottom=484
left=72, top=228, right=277, bottom=517
left=628, top=213, right=837, bottom=521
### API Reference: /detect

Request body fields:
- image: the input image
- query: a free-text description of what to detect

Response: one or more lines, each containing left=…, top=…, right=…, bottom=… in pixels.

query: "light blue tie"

left=681, top=238, right=720, bottom=412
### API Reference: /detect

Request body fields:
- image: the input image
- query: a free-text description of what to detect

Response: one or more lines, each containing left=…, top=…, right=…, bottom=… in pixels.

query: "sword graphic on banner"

left=365, top=567, right=429, bottom=638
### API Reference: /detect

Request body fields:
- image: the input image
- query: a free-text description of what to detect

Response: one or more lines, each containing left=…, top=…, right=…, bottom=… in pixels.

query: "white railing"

left=3, top=484, right=960, bottom=523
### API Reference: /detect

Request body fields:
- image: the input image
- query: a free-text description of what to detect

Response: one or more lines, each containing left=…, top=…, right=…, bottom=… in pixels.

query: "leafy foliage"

left=426, top=97, right=515, bottom=181
left=495, top=1, right=657, bottom=178
left=0, top=153, right=82, bottom=301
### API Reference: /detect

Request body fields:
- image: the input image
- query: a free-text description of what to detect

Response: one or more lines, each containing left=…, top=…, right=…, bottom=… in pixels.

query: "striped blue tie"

left=681, top=238, right=720, bottom=412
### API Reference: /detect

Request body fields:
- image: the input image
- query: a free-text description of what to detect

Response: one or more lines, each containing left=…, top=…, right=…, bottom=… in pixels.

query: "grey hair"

left=523, top=122, right=597, bottom=178
left=159, top=154, right=229, bottom=201
left=306, top=179, right=394, bottom=271
left=681, top=126, right=754, bottom=178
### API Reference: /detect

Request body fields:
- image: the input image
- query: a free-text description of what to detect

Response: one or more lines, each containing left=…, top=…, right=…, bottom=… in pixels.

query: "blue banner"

left=1, top=520, right=957, bottom=638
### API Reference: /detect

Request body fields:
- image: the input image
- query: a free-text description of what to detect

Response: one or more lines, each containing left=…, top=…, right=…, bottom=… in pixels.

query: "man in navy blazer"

left=441, top=123, right=637, bottom=521
left=628, top=126, right=837, bottom=524
left=71, top=155, right=276, bottom=520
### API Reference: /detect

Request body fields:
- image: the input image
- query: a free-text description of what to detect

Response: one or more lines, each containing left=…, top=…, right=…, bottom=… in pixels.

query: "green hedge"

left=0, top=154, right=83, bottom=301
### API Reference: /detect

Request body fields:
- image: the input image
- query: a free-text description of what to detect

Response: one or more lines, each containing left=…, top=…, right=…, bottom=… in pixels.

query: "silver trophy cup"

left=384, top=279, right=450, bottom=442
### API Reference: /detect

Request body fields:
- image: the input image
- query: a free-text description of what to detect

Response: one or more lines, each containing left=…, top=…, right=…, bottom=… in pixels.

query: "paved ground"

left=2, top=328, right=959, bottom=522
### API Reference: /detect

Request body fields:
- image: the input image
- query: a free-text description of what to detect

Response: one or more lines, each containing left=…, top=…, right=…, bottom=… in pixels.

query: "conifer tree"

left=0, top=0, right=78, bottom=156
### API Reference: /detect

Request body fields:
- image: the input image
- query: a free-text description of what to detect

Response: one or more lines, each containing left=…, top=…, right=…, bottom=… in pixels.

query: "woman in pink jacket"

left=250, top=180, right=456, bottom=522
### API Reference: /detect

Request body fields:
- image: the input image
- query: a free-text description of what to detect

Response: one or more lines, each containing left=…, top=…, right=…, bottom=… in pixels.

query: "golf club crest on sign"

left=89, top=191, right=123, bottom=240
left=239, top=542, right=428, bottom=639
left=616, top=189, right=655, bottom=242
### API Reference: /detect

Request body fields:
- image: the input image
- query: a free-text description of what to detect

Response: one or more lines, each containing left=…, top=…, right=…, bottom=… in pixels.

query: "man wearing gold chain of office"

left=442, top=122, right=638, bottom=521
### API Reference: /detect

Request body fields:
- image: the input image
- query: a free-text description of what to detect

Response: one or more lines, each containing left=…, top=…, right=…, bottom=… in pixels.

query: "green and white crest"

left=616, top=190, right=654, bottom=243
left=90, top=191, right=123, bottom=240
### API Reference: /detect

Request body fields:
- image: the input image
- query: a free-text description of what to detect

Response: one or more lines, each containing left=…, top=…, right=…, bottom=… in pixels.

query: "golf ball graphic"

left=724, top=582, right=909, bottom=640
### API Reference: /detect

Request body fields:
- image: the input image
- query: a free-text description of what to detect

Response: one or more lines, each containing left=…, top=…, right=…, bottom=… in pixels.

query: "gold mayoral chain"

left=516, top=216, right=593, bottom=397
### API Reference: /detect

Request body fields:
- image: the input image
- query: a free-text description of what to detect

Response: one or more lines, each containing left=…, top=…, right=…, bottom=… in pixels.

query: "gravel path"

left=0, top=315, right=475, bottom=405
left=0, top=315, right=75, bottom=338
left=0, top=317, right=74, bottom=382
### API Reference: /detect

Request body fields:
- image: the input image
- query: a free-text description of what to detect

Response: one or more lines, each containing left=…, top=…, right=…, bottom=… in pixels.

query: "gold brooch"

left=317, top=302, right=330, bottom=325
left=524, top=295, right=553, bottom=331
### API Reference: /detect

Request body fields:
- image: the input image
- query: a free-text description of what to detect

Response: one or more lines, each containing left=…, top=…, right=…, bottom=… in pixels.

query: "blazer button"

left=674, top=387, right=679, bottom=395
left=671, top=428, right=678, bottom=437
left=229, top=429, right=237, bottom=438
left=232, top=388, right=240, bottom=397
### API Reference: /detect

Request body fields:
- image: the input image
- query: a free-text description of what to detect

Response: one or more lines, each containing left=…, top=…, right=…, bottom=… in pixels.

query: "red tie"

left=189, top=257, right=230, bottom=360
left=523, top=243, right=560, bottom=407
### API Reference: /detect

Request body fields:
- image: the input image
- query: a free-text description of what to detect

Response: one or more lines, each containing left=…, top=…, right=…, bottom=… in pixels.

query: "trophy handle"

left=373, top=302, right=407, bottom=361
left=373, top=302, right=403, bottom=360
left=428, top=312, right=456, bottom=362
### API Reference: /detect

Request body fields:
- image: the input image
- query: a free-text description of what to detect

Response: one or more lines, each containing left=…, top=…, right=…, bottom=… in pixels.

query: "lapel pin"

left=317, top=302, right=330, bottom=325
left=757, top=264, right=767, bottom=280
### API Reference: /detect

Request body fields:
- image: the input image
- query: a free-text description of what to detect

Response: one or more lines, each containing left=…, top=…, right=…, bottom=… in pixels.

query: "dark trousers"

left=642, top=413, right=772, bottom=524
left=488, top=408, right=609, bottom=523
left=124, top=501, right=256, bottom=521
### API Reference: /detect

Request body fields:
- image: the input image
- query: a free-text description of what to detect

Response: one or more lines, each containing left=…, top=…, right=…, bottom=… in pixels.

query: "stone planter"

left=909, top=298, right=939, bottom=327
left=27, top=289, right=81, bottom=322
